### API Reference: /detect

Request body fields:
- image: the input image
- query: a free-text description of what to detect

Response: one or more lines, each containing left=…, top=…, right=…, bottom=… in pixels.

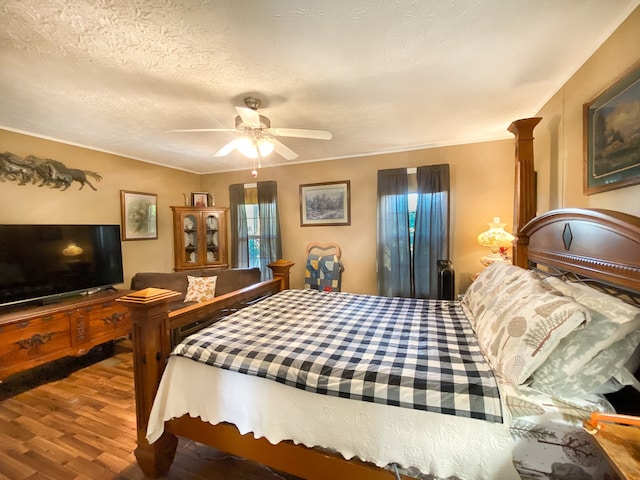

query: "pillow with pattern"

left=461, top=261, right=530, bottom=330
left=184, top=275, right=217, bottom=303
left=471, top=268, right=590, bottom=385
left=529, top=277, right=640, bottom=396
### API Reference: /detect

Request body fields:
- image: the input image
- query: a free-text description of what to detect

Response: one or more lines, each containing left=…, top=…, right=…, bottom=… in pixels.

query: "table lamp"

left=477, top=217, right=515, bottom=266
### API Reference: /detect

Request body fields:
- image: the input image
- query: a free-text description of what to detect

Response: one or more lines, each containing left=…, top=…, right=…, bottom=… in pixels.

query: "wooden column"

left=508, top=117, right=542, bottom=268
left=117, top=290, right=180, bottom=478
left=268, top=259, right=295, bottom=290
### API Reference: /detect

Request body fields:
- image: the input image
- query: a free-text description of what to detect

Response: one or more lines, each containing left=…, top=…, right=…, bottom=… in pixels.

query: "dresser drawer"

left=0, top=312, right=72, bottom=377
left=88, top=301, right=131, bottom=343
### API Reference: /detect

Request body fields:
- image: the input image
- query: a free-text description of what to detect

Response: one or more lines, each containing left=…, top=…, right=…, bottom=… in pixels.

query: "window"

left=229, top=181, right=282, bottom=280
left=408, top=191, right=417, bottom=253
left=377, top=165, right=450, bottom=299
left=244, top=198, right=261, bottom=269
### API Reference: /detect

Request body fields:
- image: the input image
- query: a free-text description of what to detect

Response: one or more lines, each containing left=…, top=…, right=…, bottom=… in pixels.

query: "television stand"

left=0, top=289, right=131, bottom=382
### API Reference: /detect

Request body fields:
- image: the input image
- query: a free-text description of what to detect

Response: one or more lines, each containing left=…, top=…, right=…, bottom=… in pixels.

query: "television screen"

left=0, top=224, right=124, bottom=307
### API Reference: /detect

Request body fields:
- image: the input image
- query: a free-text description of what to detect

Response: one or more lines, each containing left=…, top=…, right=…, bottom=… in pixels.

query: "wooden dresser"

left=0, top=289, right=131, bottom=381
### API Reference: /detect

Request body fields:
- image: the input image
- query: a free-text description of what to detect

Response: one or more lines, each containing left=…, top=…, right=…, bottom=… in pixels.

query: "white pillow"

left=184, top=275, right=217, bottom=303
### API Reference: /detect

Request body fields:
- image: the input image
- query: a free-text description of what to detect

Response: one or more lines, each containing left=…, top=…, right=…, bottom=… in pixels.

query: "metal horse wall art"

left=0, top=152, right=102, bottom=191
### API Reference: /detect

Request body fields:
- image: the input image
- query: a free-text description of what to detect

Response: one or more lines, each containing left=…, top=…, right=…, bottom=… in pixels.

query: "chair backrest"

left=305, top=242, right=342, bottom=258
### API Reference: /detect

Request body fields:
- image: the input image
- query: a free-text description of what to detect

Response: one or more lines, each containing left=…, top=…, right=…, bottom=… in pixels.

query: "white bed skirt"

left=148, top=356, right=519, bottom=480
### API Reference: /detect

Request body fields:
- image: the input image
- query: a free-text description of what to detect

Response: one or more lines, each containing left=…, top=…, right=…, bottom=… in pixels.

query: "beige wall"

left=0, top=129, right=201, bottom=288
left=201, top=140, right=515, bottom=295
left=0, top=128, right=514, bottom=297
left=534, top=5, right=640, bottom=215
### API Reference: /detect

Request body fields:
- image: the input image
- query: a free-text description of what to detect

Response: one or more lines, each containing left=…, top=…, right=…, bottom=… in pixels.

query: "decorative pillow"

left=184, top=275, right=217, bottom=302
left=461, top=262, right=531, bottom=330
left=531, top=329, right=640, bottom=397
left=529, top=277, right=640, bottom=396
left=471, top=268, right=589, bottom=385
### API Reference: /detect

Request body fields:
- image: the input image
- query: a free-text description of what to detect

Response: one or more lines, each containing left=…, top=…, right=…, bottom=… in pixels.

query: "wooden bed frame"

left=119, top=119, right=640, bottom=479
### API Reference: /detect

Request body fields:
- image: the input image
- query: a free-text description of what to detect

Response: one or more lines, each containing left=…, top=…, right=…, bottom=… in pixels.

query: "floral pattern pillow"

left=184, top=275, right=217, bottom=303
left=470, top=266, right=590, bottom=385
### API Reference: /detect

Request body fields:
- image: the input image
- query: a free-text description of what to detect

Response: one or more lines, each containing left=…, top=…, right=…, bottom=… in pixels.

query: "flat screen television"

left=0, top=224, right=124, bottom=307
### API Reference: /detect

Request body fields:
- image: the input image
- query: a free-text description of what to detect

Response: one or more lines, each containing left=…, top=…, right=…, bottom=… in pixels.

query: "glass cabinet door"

left=204, top=213, right=219, bottom=264
left=183, top=213, right=199, bottom=265
left=172, top=206, right=228, bottom=271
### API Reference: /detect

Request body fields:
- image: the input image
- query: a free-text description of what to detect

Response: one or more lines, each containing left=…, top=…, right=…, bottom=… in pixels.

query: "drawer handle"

left=103, top=311, right=126, bottom=326
left=16, top=333, right=54, bottom=350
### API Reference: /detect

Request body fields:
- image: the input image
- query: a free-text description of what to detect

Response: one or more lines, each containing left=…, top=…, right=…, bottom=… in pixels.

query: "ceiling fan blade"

left=165, top=128, right=236, bottom=133
left=235, top=106, right=261, bottom=127
left=213, top=140, right=237, bottom=157
left=269, top=128, right=332, bottom=140
left=271, top=138, right=298, bottom=160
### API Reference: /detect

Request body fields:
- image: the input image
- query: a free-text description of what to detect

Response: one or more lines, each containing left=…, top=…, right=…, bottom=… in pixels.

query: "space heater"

left=437, top=260, right=455, bottom=300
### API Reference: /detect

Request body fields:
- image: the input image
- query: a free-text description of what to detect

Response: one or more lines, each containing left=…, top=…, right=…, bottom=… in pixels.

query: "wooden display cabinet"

left=171, top=206, right=228, bottom=271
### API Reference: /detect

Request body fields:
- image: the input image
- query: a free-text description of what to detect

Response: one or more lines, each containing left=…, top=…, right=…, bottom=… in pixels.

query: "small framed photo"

left=191, top=192, right=209, bottom=207
left=120, top=190, right=158, bottom=241
left=300, top=180, right=351, bottom=227
left=584, top=63, right=640, bottom=194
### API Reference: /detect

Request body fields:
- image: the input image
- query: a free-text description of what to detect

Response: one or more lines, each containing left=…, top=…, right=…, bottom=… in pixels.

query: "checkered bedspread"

left=172, top=289, right=503, bottom=422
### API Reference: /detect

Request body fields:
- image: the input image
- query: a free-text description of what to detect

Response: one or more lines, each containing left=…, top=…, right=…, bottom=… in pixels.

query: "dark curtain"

left=229, top=183, right=249, bottom=268
left=414, top=164, right=450, bottom=298
left=376, top=168, right=411, bottom=297
left=256, top=181, right=282, bottom=280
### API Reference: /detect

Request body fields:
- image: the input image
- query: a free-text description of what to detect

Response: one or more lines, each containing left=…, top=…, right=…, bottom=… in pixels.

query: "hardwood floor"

left=0, top=340, right=300, bottom=480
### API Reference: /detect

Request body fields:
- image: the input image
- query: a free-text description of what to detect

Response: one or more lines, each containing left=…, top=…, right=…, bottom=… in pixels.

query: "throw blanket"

left=304, top=253, right=343, bottom=291
left=173, top=289, right=502, bottom=422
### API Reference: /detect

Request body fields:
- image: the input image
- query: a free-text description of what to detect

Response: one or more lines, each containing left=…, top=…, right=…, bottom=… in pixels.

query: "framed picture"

left=584, top=64, right=640, bottom=194
left=120, top=190, right=158, bottom=241
left=300, top=180, right=351, bottom=227
left=191, top=192, right=209, bottom=207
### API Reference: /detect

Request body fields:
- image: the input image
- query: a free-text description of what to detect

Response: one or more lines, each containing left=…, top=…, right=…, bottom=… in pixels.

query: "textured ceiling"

left=1, top=1, right=638, bottom=174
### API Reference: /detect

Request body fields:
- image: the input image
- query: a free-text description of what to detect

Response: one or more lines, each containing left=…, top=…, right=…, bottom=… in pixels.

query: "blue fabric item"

left=305, top=254, right=343, bottom=292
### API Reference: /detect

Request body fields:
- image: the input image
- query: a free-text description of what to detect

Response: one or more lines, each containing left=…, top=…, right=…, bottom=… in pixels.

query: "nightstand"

left=584, top=413, right=640, bottom=479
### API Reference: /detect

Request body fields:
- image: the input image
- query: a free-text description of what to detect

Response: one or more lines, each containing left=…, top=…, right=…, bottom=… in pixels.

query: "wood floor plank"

left=0, top=450, right=35, bottom=480
left=16, top=450, right=74, bottom=480
left=0, top=340, right=300, bottom=480
left=25, top=435, right=77, bottom=464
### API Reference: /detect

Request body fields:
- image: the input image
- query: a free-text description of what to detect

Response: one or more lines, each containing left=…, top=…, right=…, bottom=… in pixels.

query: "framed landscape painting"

left=300, top=180, right=351, bottom=227
left=584, top=64, right=640, bottom=194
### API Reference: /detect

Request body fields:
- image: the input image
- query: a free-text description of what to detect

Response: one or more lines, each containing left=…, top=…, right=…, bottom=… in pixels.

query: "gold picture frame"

left=120, top=190, right=158, bottom=241
left=584, top=63, right=640, bottom=194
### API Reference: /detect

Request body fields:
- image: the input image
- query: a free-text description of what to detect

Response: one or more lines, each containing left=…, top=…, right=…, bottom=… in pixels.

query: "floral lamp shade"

left=477, top=217, right=515, bottom=266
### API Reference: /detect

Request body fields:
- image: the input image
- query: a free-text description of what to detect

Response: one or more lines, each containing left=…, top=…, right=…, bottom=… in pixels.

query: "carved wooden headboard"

left=519, top=208, right=640, bottom=301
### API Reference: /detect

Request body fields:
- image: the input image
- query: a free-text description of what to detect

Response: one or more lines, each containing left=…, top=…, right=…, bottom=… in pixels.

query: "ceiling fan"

left=167, top=97, right=332, bottom=161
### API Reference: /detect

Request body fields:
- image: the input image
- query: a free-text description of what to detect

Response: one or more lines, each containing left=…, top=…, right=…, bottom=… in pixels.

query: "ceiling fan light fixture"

left=235, top=136, right=258, bottom=158
left=235, top=135, right=275, bottom=159
left=257, top=137, right=274, bottom=157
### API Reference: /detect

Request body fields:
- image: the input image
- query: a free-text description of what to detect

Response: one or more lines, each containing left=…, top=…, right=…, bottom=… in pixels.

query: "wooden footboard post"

left=118, top=290, right=181, bottom=478
left=508, top=117, right=541, bottom=268
left=268, top=259, right=295, bottom=290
